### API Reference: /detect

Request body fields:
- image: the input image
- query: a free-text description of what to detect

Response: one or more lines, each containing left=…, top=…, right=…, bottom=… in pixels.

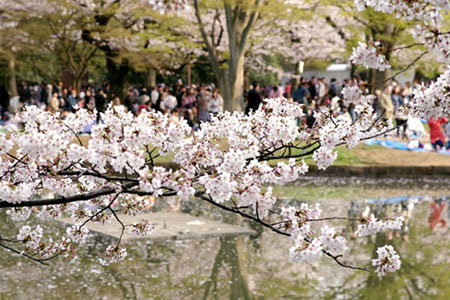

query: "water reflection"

left=1, top=184, right=450, bottom=299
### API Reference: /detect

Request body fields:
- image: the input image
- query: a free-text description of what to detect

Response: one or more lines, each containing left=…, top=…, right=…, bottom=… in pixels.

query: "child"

left=428, top=117, right=448, bottom=151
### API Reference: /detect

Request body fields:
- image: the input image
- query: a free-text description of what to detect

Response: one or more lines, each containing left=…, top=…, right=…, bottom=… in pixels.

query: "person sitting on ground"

left=445, top=122, right=450, bottom=150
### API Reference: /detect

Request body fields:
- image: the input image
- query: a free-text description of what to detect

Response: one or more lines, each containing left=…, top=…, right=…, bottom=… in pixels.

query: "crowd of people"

left=0, top=76, right=449, bottom=151
left=0, top=80, right=224, bottom=132
left=246, top=76, right=450, bottom=151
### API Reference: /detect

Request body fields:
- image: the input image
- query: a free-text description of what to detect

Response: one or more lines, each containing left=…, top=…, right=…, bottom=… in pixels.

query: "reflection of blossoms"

left=372, top=245, right=401, bottom=278
left=130, top=219, right=156, bottom=236
left=289, top=238, right=323, bottom=263
left=355, top=214, right=404, bottom=237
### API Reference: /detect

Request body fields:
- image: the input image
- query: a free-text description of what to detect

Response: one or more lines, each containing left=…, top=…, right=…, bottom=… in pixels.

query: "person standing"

left=67, top=89, right=78, bottom=112
left=309, top=76, right=318, bottom=100
left=292, top=82, right=310, bottom=104
left=151, top=86, right=159, bottom=107
left=95, top=89, right=107, bottom=122
left=209, top=88, right=223, bottom=115
left=428, top=117, right=448, bottom=150
left=269, top=85, right=281, bottom=98
left=318, top=77, right=327, bottom=100
left=245, top=81, right=263, bottom=114
left=197, top=86, right=211, bottom=123
left=124, top=89, right=135, bottom=113
left=48, top=92, right=60, bottom=113
left=160, top=89, right=178, bottom=113
left=0, top=85, right=9, bottom=119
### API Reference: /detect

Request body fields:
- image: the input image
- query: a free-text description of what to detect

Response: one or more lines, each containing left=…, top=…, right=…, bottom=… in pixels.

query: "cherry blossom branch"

left=109, top=207, right=126, bottom=248
left=0, top=242, right=49, bottom=265
left=55, top=170, right=139, bottom=183
left=258, top=144, right=321, bottom=161
left=389, top=42, right=425, bottom=52
left=306, top=217, right=363, bottom=222
left=0, top=184, right=133, bottom=208
left=375, top=50, right=428, bottom=85
left=60, top=120, right=84, bottom=147
left=78, top=193, right=121, bottom=229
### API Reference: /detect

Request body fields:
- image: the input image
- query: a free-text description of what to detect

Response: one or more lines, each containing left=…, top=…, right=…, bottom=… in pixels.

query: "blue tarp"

left=367, top=196, right=415, bottom=205
left=365, top=139, right=450, bottom=155
left=367, top=195, right=450, bottom=205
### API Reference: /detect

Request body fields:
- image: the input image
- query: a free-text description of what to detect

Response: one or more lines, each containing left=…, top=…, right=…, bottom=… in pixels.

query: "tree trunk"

left=146, top=68, right=156, bottom=87
left=193, top=0, right=259, bottom=112
left=373, top=49, right=392, bottom=91
left=72, top=71, right=86, bottom=93
left=107, top=57, right=129, bottom=102
left=223, top=52, right=245, bottom=112
left=7, top=54, right=18, bottom=97
left=369, top=68, right=376, bottom=93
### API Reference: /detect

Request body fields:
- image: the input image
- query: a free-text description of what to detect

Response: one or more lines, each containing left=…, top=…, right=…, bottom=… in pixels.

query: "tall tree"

left=193, top=0, right=263, bottom=111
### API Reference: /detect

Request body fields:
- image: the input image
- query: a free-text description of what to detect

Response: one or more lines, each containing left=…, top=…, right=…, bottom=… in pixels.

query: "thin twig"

left=0, top=242, right=48, bottom=265
left=374, top=50, right=428, bottom=86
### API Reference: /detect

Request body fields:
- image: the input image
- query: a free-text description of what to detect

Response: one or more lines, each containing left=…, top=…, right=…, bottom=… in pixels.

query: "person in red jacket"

left=428, top=117, right=448, bottom=150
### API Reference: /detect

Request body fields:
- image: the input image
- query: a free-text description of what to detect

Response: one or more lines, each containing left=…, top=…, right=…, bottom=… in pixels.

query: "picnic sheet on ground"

left=365, top=139, right=450, bottom=155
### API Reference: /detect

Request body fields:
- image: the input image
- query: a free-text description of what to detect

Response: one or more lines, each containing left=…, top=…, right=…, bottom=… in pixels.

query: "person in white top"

left=151, top=86, right=159, bottom=106
left=318, top=77, right=327, bottom=99
left=209, top=88, right=223, bottom=114
left=160, top=89, right=177, bottom=112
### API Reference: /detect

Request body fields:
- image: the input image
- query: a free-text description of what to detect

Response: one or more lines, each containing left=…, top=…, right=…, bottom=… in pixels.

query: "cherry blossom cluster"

left=355, top=0, right=449, bottom=26
left=421, top=28, right=450, bottom=63
left=350, top=41, right=391, bottom=71
left=66, top=225, right=90, bottom=244
left=0, top=98, right=396, bottom=274
left=355, top=214, right=405, bottom=237
left=17, top=225, right=75, bottom=260
left=410, top=66, right=450, bottom=119
left=149, top=0, right=186, bottom=14
left=372, top=245, right=401, bottom=278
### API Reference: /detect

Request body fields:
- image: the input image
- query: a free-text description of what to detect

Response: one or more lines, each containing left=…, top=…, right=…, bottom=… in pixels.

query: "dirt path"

left=355, top=147, right=450, bottom=166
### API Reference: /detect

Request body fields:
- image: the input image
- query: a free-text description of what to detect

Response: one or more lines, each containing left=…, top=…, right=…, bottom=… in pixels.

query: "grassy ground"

left=77, top=135, right=450, bottom=167
left=6, top=132, right=450, bottom=167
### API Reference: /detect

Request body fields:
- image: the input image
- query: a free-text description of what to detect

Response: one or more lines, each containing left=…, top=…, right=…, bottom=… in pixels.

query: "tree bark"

left=224, top=51, right=245, bottom=112
left=7, top=54, right=18, bottom=97
left=146, top=68, right=156, bottom=87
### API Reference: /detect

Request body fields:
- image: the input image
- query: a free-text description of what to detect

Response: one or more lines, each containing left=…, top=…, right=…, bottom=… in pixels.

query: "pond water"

left=1, top=177, right=450, bottom=300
